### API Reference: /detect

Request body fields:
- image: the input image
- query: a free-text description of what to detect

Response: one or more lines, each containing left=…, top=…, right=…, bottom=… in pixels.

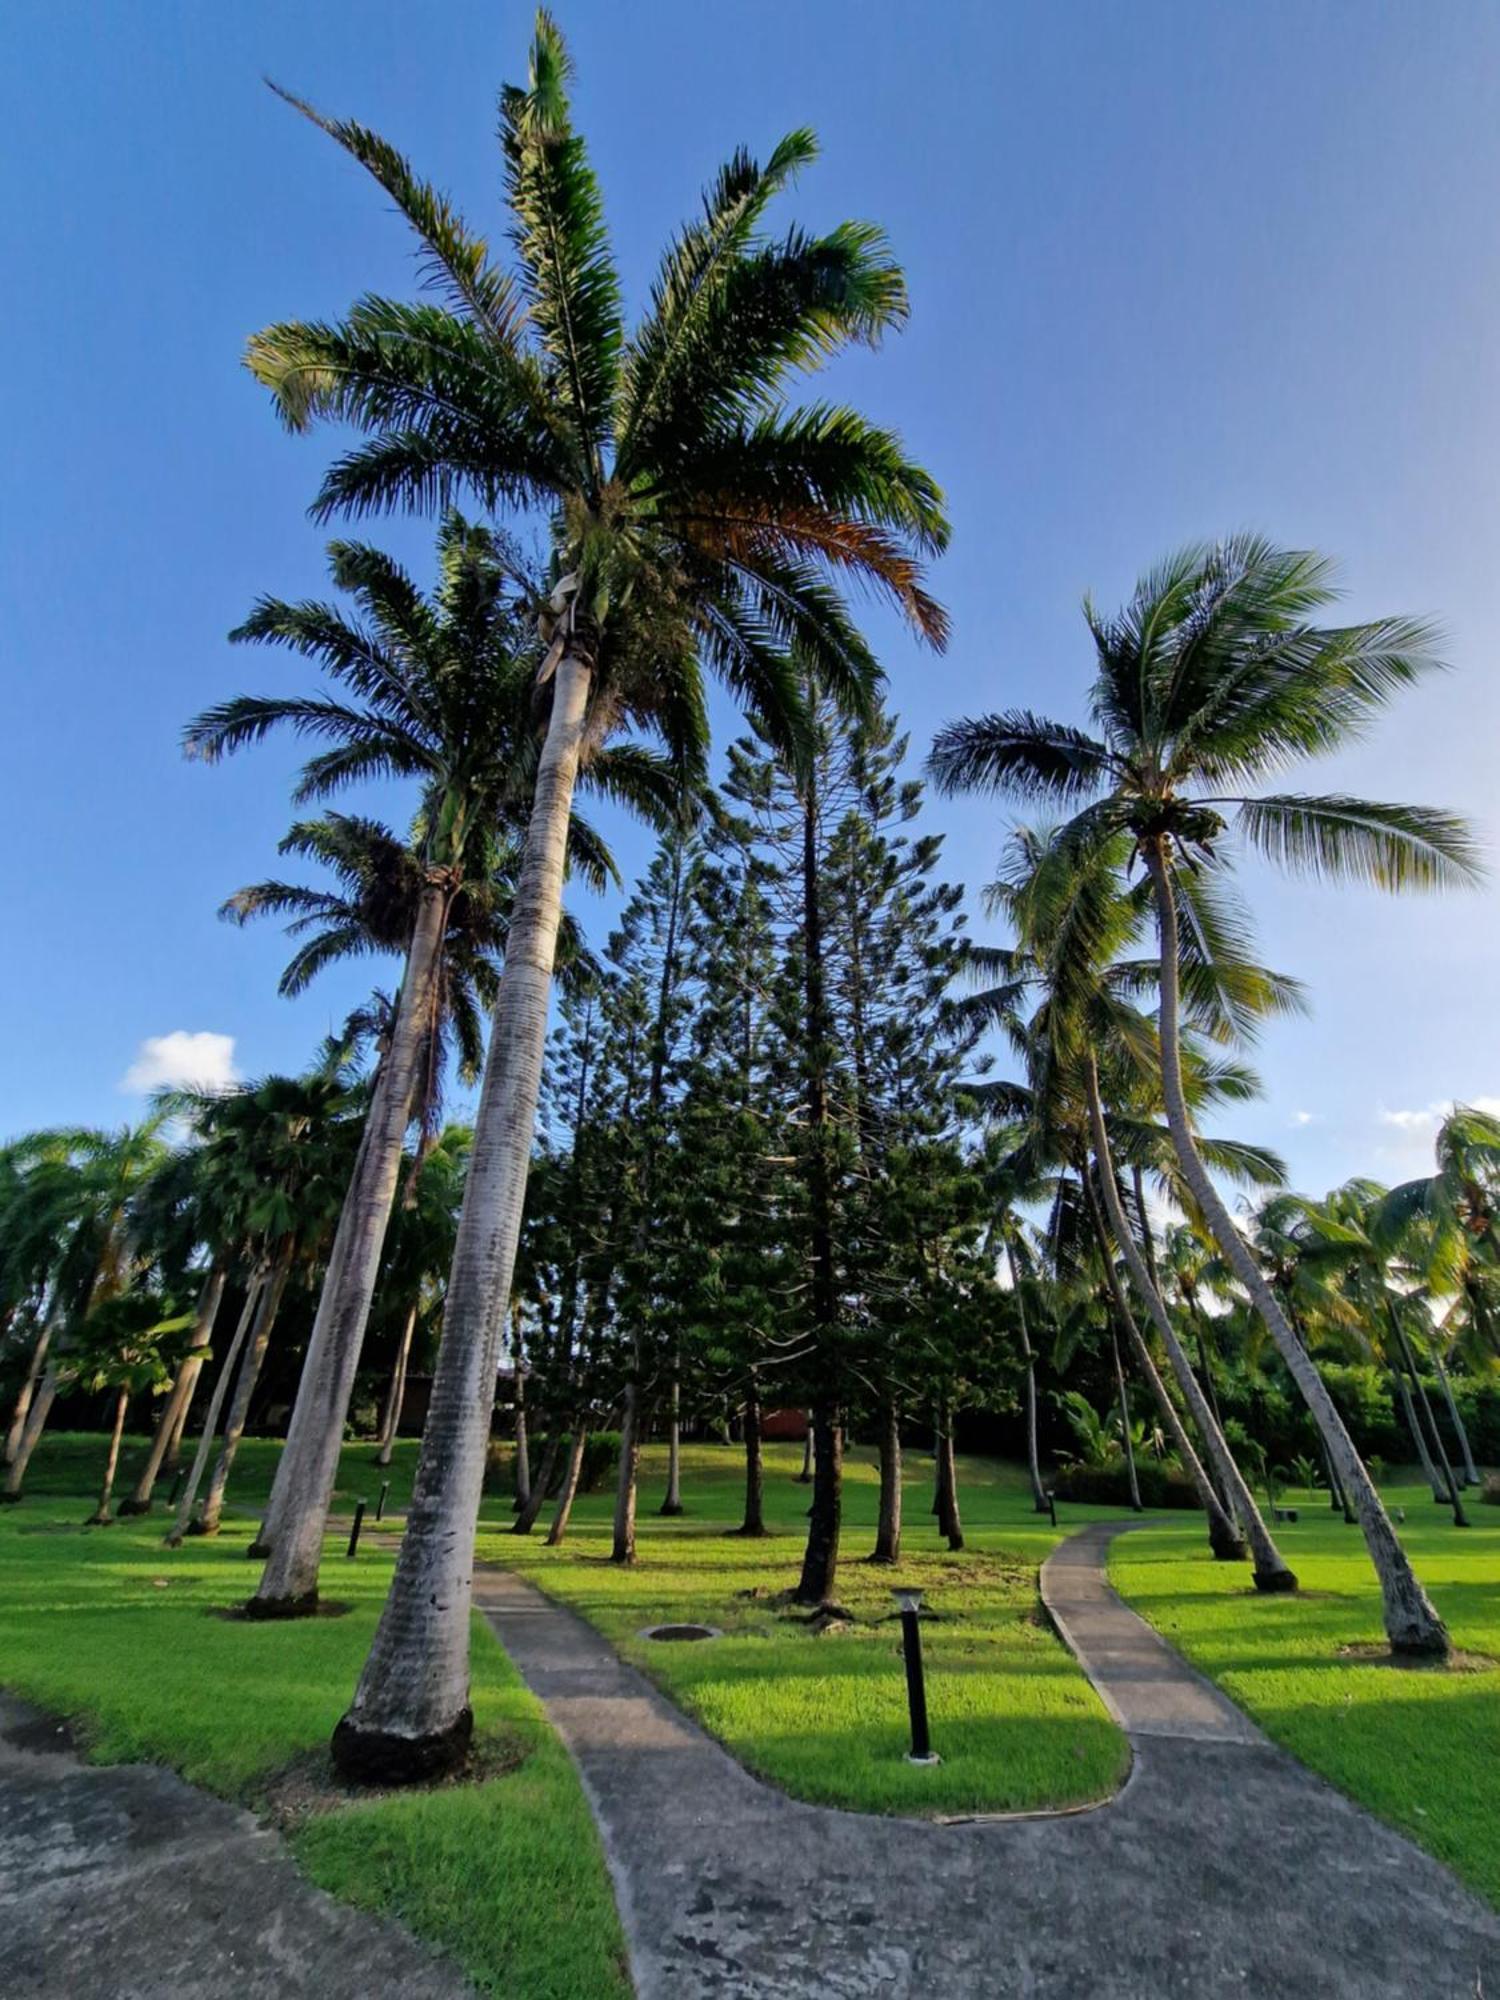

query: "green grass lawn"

left=1109, top=1480, right=1500, bottom=1907
left=0, top=1441, right=629, bottom=2000
left=480, top=1437, right=1131, bottom=1818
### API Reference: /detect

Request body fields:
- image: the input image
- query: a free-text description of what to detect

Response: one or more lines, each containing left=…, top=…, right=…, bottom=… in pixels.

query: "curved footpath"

left=474, top=1519, right=1500, bottom=1999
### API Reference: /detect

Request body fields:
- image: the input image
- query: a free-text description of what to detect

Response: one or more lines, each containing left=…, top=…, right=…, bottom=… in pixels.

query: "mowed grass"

left=1109, top=1481, right=1500, bottom=1907
left=0, top=1449, right=629, bottom=2000
left=480, top=1438, right=1131, bottom=1817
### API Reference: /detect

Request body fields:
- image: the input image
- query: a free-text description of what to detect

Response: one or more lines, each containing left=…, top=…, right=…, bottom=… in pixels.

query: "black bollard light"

left=1045, top=1488, right=1058, bottom=1528
left=893, top=1588, right=939, bottom=1766
left=375, top=1480, right=390, bottom=1523
left=346, top=1499, right=367, bottom=1559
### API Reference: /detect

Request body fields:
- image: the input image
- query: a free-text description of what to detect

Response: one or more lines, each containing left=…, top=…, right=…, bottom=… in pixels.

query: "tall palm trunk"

left=658, top=1370, right=683, bottom=1515
left=249, top=879, right=450, bottom=1605
left=795, top=1420, right=814, bottom=1483
left=197, top=1243, right=293, bottom=1537
left=1007, top=1235, right=1048, bottom=1512
left=375, top=1302, right=420, bottom=1470
left=1109, top=1325, right=1143, bottom=1512
left=1086, top=1069, right=1295, bottom=1591
left=545, top=1426, right=589, bottom=1547
left=86, top=1389, right=130, bottom=1526
left=121, top=1268, right=227, bottom=1515
left=1388, top=1306, right=1467, bottom=1524
left=4, top=1359, right=61, bottom=1501
left=737, top=1369, right=766, bottom=1536
left=332, top=649, right=592, bottom=1782
left=872, top=1398, right=902, bottom=1562
left=1391, top=1365, right=1441, bottom=1495
left=512, top=1334, right=531, bottom=1512
left=513, top=1432, right=561, bottom=1536
left=165, top=1275, right=264, bottom=1547
left=934, top=1405, right=964, bottom=1551
left=1081, top=1170, right=1243, bottom=1558
left=1434, top=1349, right=1480, bottom=1486
left=1147, top=844, right=1447, bottom=1655
left=5, top=1297, right=63, bottom=1468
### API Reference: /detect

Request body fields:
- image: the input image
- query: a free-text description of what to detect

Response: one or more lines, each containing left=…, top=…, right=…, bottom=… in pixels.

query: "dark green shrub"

left=1051, top=1461, right=1200, bottom=1510
left=483, top=1431, right=621, bottom=1499
left=1481, top=1473, right=1500, bottom=1507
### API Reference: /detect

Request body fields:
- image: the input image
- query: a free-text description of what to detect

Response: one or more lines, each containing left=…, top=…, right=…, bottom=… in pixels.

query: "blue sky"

left=3, top=0, right=1498, bottom=1199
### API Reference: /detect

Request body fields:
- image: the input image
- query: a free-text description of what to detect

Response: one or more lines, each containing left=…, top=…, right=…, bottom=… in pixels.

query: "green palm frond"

left=1234, top=793, right=1484, bottom=891
left=927, top=712, right=1114, bottom=801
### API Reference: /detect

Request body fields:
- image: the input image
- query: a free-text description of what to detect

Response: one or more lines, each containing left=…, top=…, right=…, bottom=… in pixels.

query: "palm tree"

left=189, top=519, right=654, bottom=1615
left=932, top=535, right=1481, bottom=1656
left=65, top=1292, right=190, bottom=1524
left=249, top=13, right=947, bottom=1779
left=371, top=1125, right=470, bottom=1467
left=975, top=822, right=1295, bottom=1584
left=3, top=1121, right=171, bottom=1501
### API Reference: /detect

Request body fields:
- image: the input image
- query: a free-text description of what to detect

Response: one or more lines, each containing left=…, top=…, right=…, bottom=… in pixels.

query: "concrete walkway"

left=0, top=1696, right=470, bottom=1999
left=475, top=1520, right=1500, bottom=1999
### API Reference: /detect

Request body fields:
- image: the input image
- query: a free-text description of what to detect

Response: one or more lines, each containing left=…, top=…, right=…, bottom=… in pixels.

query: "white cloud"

left=121, top=1030, right=239, bottom=1096
left=1375, top=1095, right=1500, bottom=1171
left=1291, top=1109, right=1320, bottom=1128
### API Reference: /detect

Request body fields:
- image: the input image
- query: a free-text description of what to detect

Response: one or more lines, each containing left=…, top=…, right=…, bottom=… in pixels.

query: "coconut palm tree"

left=975, top=822, right=1296, bottom=1586
left=3, top=1121, right=171, bottom=1501
left=190, top=519, right=661, bottom=1614
left=64, top=1292, right=191, bottom=1524
left=248, top=14, right=947, bottom=1778
left=931, top=535, right=1481, bottom=1655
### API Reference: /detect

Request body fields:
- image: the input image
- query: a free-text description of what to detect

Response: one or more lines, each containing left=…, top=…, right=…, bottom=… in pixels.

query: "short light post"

left=346, top=1499, right=367, bottom=1559
left=1045, top=1489, right=1058, bottom=1528
left=375, top=1480, right=390, bottom=1523
left=893, top=1588, right=939, bottom=1766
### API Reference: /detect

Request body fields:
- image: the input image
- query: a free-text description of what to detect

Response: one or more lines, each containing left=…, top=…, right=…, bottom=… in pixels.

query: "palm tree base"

left=1208, top=1523, right=1248, bottom=1561
left=85, top=1511, right=114, bottom=1527
left=117, top=1498, right=152, bottom=1517
left=658, top=1501, right=685, bottom=1517
left=1252, top=1567, right=1298, bottom=1594
left=330, top=1705, right=473, bottom=1786
left=0, top=1493, right=23, bottom=1506
left=242, top=1589, right=320, bottom=1622
left=184, top=1519, right=218, bottom=1538
left=246, top=1538, right=272, bottom=1558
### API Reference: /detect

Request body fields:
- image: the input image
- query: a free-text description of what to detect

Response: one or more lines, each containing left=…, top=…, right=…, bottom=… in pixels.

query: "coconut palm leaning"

left=931, top=534, right=1482, bottom=1656
left=248, top=12, right=947, bottom=1777
left=187, top=517, right=660, bottom=1615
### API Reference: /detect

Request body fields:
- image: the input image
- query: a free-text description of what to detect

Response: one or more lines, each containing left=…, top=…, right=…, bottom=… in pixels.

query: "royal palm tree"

left=248, top=13, right=947, bottom=1777
left=190, top=518, right=660, bottom=1614
left=932, top=535, right=1481, bottom=1655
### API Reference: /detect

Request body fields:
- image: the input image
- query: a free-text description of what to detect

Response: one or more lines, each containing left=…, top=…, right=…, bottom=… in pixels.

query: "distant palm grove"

left=3, top=12, right=1492, bottom=1791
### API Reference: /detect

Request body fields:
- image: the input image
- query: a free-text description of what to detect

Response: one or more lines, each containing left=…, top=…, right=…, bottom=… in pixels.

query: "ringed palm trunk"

left=1388, top=1306, right=1466, bottom=1525
left=1434, top=1349, right=1480, bottom=1486
left=1110, top=1326, right=1144, bottom=1512
left=872, top=1398, right=902, bottom=1563
left=1085, top=1070, right=1295, bottom=1591
left=87, top=1388, right=130, bottom=1525
left=1146, top=843, right=1447, bottom=1655
left=513, top=1432, right=561, bottom=1536
left=737, top=1369, right=766, bottom=1536
left=659, top=1369, right=683, bottom=1515
left=249, top=879, right=450, bottom=1602
left=4, top=1362, right=61, bottom=1502
left=375, top=1302, right=420, bottom=1470
left=5, top=1298, right=63, bottom=1468
left=1007, top=1237, right=1048, bottom=1513
left=545, top=1426, right=589, bottom=1547
left=196, top=1243, right=293, bottom=1537
left=1081, top=1171, right=1243, bottom=1558
left=512, top=1339, right=532, bottom=1512
left=934, top=1408, right=964, bottom=1551
left=332, top=650, right=592, bottom=1783
left=611, top=1383, right=642, bottom=1564
left=120, top=1268, right=226, bottom=1515
left=165, top=1276, right=264, bottom=1547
